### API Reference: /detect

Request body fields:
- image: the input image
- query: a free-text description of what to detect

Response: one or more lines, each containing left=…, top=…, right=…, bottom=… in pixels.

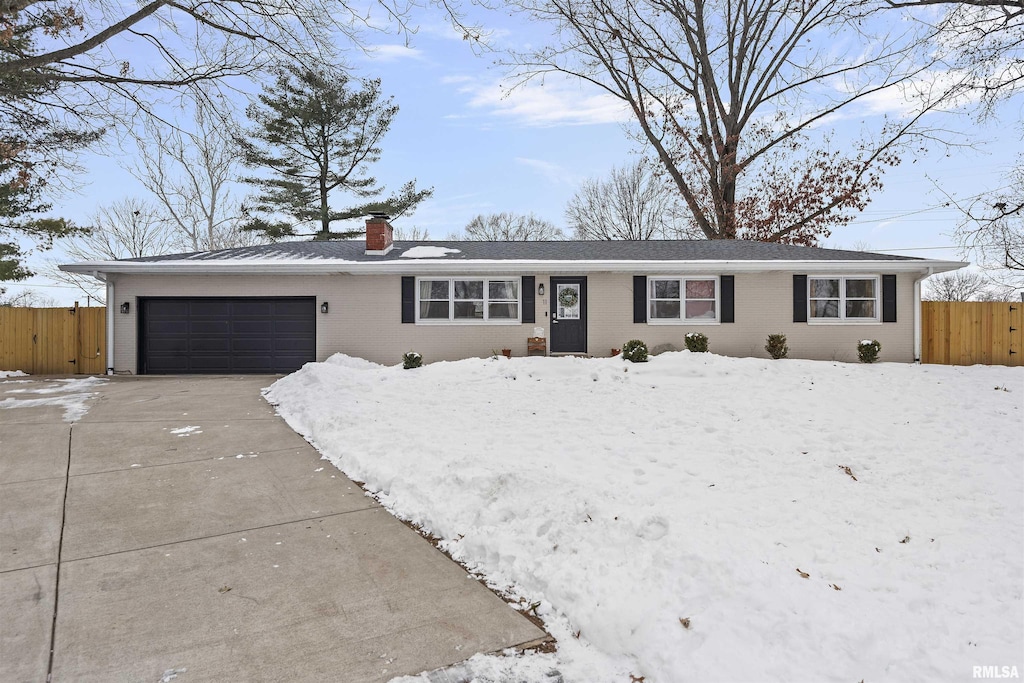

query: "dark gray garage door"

left=139, top=297, right=316, bottom=374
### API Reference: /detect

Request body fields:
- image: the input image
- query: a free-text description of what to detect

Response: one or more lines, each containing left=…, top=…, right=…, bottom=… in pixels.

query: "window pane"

left=685, top=280, right=716, bottom=299
left=454, top=281, right=484, bottom=299
left=420, top=301, right=449, bottom=319
left=810, top=299, right=839, bottom=318
left=685, top=300, right=716, bottom=319
left=453, top=301, right=484, bottom=319
left=846, top=300, right=876, bottom=318
left=845, top=279, right=876, bottom=298
left=488, top=280, right=519, bottom=300
left=488, top=303, right=518, bottom=319
left=420, top=280, right=448, bottom=299
left=652, top=279, right=680, bottom=299
left=650, top=300, right=681, bottom=319
left=810, top=278, right=840, bottom=298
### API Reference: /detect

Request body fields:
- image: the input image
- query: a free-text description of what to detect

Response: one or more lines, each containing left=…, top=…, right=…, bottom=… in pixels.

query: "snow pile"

left=0, top=376, right=107, bottom=421
left=265, top=353, right=1023, bottom=682
left=390, top=650, right=562, bottom=683
left=0, top=370, right=28, bottom=378
left=400, top=246, right=461, bottom=258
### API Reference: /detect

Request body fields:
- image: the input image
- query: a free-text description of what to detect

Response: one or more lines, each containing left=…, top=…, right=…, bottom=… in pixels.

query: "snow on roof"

left=399, top=246, right=462, bottom=259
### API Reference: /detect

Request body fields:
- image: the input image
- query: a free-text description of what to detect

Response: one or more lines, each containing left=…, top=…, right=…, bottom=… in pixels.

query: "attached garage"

left=138, top=297, right=316, bottom=374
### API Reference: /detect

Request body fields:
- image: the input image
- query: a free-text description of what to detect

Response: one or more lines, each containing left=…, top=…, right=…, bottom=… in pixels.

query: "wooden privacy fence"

left=0, top=305, right=106, bottom=375
left=921, top=301, right=1023, bottom=367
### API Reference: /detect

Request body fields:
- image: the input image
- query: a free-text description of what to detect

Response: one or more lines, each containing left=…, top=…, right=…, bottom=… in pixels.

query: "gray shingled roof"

left=125, top=240, right=921, bottom=262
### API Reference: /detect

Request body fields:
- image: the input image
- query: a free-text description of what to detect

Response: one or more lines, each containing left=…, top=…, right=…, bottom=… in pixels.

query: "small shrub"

left=765, top=333, right=789, bottom=359
left=621, top=339, right=649, bottom=363
left=402, top=351, right=423, bottom=369
left=857, top=339, right=881, bottom=364
left=684, top=332, right=709, bottom=353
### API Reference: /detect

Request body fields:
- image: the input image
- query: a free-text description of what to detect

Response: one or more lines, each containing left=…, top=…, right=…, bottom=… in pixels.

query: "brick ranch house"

left=61, top=215, right=965, bottom=374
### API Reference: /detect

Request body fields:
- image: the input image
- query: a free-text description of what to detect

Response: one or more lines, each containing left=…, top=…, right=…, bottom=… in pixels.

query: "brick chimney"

left=365, top=213, right=394, bottom=255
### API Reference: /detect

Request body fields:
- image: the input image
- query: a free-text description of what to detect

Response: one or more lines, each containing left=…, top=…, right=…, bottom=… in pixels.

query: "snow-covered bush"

left=621, top=339, right=649, bottom=363
left=765, top=333, right=789, bottom=359
left=402, top=351, right=423, bottom=369
left=684, top=332, right=709, bottom=353
left=857, top=339, right=881, bottom=363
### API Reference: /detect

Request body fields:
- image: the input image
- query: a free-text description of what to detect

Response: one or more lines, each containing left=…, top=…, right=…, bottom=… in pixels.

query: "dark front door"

left=549, top=277, right=587, bottom=353
left=138, top=297, right=316, bottom=374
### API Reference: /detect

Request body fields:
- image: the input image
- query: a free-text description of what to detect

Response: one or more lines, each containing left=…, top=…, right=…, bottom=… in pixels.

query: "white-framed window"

left=648, top=276, right=719, bottom=324
left=808, top=276, right=880, bottom=322
left=416, top=277, right=521, bottom=324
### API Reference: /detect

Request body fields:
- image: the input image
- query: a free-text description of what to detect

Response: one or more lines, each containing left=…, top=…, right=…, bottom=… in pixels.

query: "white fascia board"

left=60, top=258, right=969, bottom=276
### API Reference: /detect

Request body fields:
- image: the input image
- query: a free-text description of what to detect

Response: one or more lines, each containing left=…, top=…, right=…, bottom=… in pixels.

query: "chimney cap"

left=368, top=212, right=391, bottom=220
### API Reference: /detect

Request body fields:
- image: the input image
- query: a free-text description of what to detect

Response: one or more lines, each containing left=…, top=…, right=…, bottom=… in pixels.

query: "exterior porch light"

left=538, top=283, right=545, bottom=296
left=320, top=301, right=329, bottom=314
left=120, top=302, right=130, bottom=314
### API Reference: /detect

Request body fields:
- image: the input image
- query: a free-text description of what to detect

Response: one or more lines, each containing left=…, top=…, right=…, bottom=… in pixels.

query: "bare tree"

left=944, top=157, right=1023, bottom=285
left=52, top=197, right=174, bottom=301
left=0, top=288, right=58, bottom=307
left=460, top=212, right=565, bottom=240
left=877, top=0, right=1022, bottom=112
left=132, top=97, right=263, bottom=252
left=509, top=0, right=945, bottom=244
left=393, top=225, right=432, bottom=240
left=566, top=162, right=689, bottom=240
left=0, top=0, right=474, bottom=119
left=924, top=271, right=990, bottom=300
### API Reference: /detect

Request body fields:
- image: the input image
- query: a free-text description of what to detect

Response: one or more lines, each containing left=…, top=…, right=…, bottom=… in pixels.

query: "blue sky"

left=8, top=5, right=1022, bottom=304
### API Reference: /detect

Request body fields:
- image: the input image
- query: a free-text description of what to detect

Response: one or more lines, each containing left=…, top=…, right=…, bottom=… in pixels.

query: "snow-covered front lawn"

left=265, top=353, right=1023, bottom=683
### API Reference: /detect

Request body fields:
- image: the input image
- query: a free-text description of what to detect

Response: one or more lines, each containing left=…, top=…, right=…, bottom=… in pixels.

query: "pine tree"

left=237, top=64, right=431, bottom=240
left=1, top=12, right=100, bottom=282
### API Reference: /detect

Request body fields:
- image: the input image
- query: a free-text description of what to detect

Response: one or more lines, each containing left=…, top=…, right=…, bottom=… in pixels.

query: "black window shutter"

left=793, top=274, right=808, bottom=323
left=522, top=276, right=536, bottom=323
left=882, top=274, right=897, bottom=323
left=633, top=275, right=647, bottom=323
left=720, top=275, right=735, bottom=323
left=401, top=276, right=415, bottom=323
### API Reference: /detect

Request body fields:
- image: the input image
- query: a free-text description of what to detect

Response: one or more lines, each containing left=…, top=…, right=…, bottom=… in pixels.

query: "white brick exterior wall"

left=109, top=270, right=918, bottom=372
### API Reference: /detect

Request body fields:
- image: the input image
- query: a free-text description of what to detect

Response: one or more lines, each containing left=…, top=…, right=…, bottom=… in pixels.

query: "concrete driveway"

left=0, top=375, right=546, bottom=682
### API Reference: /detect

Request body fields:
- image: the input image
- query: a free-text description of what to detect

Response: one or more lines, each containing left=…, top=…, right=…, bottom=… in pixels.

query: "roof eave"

left=60, top=258, right=968, bottom=277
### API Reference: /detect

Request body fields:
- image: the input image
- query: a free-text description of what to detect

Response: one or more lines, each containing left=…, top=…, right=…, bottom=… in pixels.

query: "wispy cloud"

left=365, top=44, right=428, bottom=63
left=443, top=73, right=629, bottom=128
left=514, top=157, right=585, bottom=186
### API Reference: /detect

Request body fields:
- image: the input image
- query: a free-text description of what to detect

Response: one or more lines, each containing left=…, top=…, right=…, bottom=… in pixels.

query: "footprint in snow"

left=639, top=517, right=669, bottom=541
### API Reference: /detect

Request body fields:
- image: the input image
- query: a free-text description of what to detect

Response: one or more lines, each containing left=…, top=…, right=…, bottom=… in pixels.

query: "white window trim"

left=646, top=275, right=721, bottom=325
left=807, top=275, right=882, bottom=325
left=415, top=276, right=523, bottom=325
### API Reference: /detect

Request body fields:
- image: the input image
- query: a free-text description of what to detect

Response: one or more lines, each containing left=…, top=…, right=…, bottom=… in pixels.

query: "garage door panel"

left=272, top=300, right=315, bottom=316
left=189, top=300, right=232, bottom=317
left=190, top=320, right=231, bottom=334
left=189, top=338, right=231, bottom=353
left=274, top=319, right=316, bottom=334
left=232, top=356, right=275, bottom=371
left=232, top=320, right=273, bottom=335
left=146, top=338, right=187, bottom=353
left=140, top=297, right=316, bottom=375
left=232, top=300, right=275, bottom=317
left=145, top=354, right=190, bottom=371
left=274, top=337, right=316, bottom=352
left=189, top=355, right=236, bottom=370
left=233, top=338, right=273, bottom=352
left=147, top=320, right=189, bottom=335
left=146, top=300, right=191, bottom=317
